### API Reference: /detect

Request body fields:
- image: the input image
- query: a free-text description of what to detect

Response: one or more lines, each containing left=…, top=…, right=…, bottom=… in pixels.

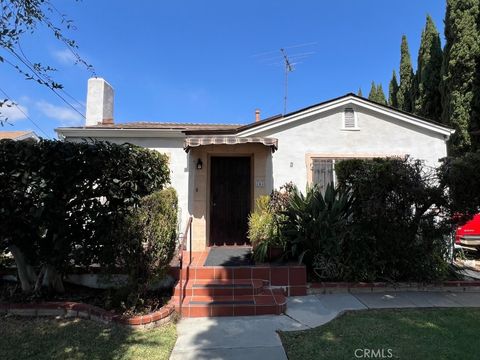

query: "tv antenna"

left=252, top=42, right=316, bottom=114
left=281, top=48, right=294, bottom=115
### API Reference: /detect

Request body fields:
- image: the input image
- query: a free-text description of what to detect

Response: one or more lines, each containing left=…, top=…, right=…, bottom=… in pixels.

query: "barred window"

left=312, top=159, right=334, bottom=193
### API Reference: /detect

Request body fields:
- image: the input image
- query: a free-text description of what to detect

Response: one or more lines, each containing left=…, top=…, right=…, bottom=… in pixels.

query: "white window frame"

left=342, top=107, right=360, bottom=131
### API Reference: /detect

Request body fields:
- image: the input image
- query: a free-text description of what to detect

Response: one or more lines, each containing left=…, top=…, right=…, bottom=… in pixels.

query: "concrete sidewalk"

left=170, top=291, right=480, bottom=360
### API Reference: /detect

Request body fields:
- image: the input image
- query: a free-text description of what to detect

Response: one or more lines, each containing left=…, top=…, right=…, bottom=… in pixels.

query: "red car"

left=455, top=214, right=480, bottom=248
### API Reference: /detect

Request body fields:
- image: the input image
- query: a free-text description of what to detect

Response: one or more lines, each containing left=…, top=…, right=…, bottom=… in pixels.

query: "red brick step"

left=176, top=289, right=287, bottom=317
left=174, top=279, right=266, bottom=297
left=173, top=251, right=307, bottom=317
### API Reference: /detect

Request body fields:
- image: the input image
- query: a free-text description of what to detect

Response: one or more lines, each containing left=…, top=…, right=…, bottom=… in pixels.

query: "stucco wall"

left=254, top=106, right=448, bottom=190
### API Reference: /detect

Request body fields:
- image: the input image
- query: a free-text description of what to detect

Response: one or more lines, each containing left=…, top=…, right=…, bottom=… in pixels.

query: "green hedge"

left=258, top=154, right=480, bottom=282
left=118, top=188, right=178, bottom=290
left=0, top=139, right=170, bottom=293
left=439, top=151, right=480, bottom=220
left=334, top=157, right=448, bottom=282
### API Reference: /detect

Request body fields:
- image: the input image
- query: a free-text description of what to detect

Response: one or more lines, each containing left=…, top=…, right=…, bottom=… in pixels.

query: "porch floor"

left=185, top=250, right=210, bottom=267
left=204, top=246, right=253, bottom=267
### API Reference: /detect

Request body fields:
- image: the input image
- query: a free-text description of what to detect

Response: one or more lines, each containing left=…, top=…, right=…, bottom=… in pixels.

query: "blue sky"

left=1, top=0, right=446, bottom=138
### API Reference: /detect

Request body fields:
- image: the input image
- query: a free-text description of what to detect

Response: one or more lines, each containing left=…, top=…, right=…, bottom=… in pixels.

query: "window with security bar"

left=311, top=159, right=335, bottom=192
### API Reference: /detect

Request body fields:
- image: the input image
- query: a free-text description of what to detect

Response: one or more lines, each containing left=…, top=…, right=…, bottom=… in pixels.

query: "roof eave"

left=55, top=127, right=186, bottom=139
left=237, top=94, right=454, bottom=138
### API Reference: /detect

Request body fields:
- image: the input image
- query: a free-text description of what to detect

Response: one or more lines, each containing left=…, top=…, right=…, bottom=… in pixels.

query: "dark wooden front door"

left=210, top=156, right=251, bottom=246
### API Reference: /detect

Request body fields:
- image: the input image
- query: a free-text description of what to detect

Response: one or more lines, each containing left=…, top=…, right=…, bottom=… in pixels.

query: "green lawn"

left=0, top=316, right=177, bottom=360
left=279, top=308, right=480, bottom=360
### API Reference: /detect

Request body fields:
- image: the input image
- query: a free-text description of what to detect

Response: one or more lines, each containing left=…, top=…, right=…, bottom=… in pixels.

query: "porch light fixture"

left=196, top=158, right=203, bottom=170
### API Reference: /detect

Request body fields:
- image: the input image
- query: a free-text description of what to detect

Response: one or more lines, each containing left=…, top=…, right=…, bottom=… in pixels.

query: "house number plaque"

left=255, top=179, right=265, bottom=188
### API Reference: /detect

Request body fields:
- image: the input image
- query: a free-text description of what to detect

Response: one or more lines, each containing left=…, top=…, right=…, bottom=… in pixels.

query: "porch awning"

left=184, top=136, right=278, bottom=152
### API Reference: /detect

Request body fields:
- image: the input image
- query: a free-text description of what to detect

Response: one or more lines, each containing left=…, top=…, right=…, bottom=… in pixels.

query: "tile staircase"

left=172, top=252, right=307, bottom=317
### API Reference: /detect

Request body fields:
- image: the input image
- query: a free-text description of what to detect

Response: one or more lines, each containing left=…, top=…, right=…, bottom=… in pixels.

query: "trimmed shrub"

left=439, top=151, right=480, bottom=221
left=119, top=188, right=178, bottom=290
left=335, top=157, right=449, bottom=282
left=0, top=139, right=170, bottom=293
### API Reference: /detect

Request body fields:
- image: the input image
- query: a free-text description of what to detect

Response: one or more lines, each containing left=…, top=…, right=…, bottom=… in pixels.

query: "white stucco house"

left=0, top=130, right=40, bottom=142
left=56, top=78, right=454, bottom=251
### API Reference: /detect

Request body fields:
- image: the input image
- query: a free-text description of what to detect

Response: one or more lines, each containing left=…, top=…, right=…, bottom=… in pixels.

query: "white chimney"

left=85, top=78, right=114, bottom=126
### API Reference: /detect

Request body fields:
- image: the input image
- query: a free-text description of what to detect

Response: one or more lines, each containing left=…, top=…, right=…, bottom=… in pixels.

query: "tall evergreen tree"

left=368, top=82, right=387, bottom=105
left=471, top=3, right=480, bottom=150
left=357, top=88, right=363, bottom=97
left=474, top=59, right=480, bottom=151
left=389, top=70, right=399, bottom=108
left=368, top=81, right=377, bottom=102
left=413, top=15, right=443, bottom=121
left=441, top=0, right=480, bottom=154
left=376, top=84, right=387, bottom=105
left=397, top=35, right=414, bottom=112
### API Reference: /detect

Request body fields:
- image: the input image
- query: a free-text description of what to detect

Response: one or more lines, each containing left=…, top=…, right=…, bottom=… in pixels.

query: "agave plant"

left=281, top=183, right=353, bottom=270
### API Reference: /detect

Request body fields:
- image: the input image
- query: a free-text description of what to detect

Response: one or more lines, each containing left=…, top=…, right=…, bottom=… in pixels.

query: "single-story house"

left=0, top=130, right=40, bottom=142
left=56, top=78, right=455, bottom=252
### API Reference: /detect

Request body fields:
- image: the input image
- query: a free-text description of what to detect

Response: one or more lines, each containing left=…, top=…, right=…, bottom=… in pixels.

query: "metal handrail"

left=177, top=216, right=193, bottom=316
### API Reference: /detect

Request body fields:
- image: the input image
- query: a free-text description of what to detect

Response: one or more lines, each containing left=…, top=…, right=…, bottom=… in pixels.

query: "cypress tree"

left=471, top=2, right=480, bottom=150
left=474, top=54, right=480, bottom=150
left=397, top=35, right=414, bottom=112
left=441, top=0, right=480, bottom=154
left=389, top=70, right=399, bottom=108
left=368, top=82, right=387, bottom=105
left=368, top=81, right=377, bottom=102
left=358, top=88, right=363, bottom=97
left=376, top=84, right=387, bottom=105
left=414, top=15, right=443, bottom=121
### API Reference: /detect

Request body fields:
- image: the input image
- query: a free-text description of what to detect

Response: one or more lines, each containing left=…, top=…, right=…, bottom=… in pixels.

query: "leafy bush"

left=269, top=182, right=296, bottom=213
left=335, top=157, right=449, bottom=282
left=248, top=196, right=274, bottom=243
left=0, top=139, right=170, bottom=293
left=281, top=184, right=353, bottom=278
left=276, top=157, right=451, bottom=281
left=248, top=196, right=278, bottom=262
left=118, top=188, right=178, bottom=292
left=439, top=151, right=480, bottom=221
left=248, top=184, right=298, bottom=262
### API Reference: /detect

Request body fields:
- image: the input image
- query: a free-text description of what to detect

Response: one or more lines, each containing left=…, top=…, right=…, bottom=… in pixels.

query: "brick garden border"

left=0, top=299, right=176, bottom=329
left=308, top=280, right=480, bottom=294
